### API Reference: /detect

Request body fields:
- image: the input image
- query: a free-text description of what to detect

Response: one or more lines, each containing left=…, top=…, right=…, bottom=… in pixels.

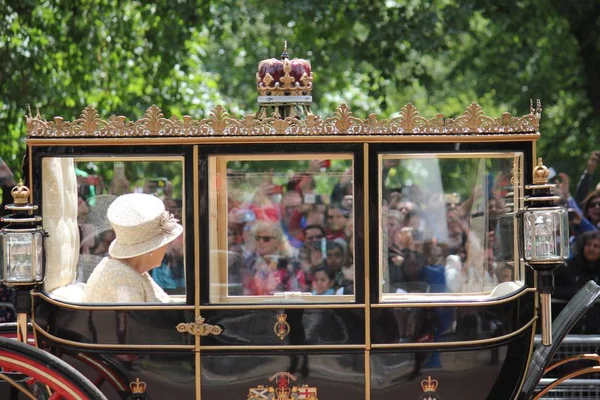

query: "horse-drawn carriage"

left=0, top=46, right=596, bottom=400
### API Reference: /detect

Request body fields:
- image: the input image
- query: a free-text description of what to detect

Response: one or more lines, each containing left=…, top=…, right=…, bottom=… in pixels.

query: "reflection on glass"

left=210, top=156, right=354, bottom=302
left=380, top=154, right=523, bottom=296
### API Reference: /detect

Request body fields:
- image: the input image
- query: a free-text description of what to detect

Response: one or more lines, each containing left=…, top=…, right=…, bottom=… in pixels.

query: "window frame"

left=377, top=151, right=526, bottom=303
left=202, top=148, right=362, bottom=305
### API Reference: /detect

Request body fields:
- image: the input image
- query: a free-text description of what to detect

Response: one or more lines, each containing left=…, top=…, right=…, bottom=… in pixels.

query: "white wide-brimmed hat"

left=107, top=193, right=183, bottom=259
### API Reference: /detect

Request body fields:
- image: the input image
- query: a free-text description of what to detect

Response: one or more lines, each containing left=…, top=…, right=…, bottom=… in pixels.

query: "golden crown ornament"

left=255, top=41, right=313, bottom=120
left=11, top=181, right=31, bottom=205
left=419, top=376, right=441, bottom=400
left=126, top=378, right=148, bottom=400
left=532, top=157, right=550, bottom=185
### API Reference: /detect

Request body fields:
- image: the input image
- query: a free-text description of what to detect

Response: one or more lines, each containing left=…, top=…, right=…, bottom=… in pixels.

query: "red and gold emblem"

left=247, top=372, right=318, bottom=400
left=274, top=313, right=290, bottom=340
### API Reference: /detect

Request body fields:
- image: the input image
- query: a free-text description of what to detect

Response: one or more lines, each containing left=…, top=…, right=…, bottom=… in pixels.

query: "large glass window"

left=42, top=157, right=185, bottom=303
left=208, top=155, right=354, bottom=303
left=379, top=152, right=524, bottom=301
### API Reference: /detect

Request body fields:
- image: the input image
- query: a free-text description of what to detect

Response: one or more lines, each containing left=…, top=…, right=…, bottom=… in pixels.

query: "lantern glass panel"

left=33, top=231, right=43, bottom=281
left=523, top=208, right=566, bottom=262
left=559, top=209, right=569, bottom=259
left=5, top=232, right=34, bottom=283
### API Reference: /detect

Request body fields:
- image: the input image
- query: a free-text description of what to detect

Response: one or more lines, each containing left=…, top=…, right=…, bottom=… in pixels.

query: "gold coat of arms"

left=247, top=372, right=318, bottom=400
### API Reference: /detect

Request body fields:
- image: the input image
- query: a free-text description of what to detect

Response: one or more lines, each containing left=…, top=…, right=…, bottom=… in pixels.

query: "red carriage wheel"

left=0, top=336, right=106, bottom=400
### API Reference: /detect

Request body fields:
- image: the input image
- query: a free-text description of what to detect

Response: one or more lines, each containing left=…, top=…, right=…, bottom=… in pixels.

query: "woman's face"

left=583, top=237, right=600, bottom=263
left=255, top=229, right=279, bottom=256
left=587, top=197, right=600, bottom=224
left=148, top=244, right=169, bottom=268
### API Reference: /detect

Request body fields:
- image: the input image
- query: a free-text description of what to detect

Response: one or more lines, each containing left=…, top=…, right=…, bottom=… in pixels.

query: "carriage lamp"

left=0, top=181, right=46, bottom=342
left=519, top=158, right=568, bottom=346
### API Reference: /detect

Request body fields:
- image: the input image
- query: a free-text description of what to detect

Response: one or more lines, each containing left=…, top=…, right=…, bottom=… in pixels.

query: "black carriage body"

left=18, top=103, right=540, bottom=400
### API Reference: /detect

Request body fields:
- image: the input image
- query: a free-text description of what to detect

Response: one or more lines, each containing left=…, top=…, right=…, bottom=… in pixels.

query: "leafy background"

left=1, top=0, right=599, bottom=191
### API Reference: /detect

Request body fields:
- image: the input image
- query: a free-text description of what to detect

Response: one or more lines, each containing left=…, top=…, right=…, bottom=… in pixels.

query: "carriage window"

left=380, top=153, right=524, bottom=301
left=42, top=157, right=185, bottom=303
left=208, top=155, right=354, bottom=303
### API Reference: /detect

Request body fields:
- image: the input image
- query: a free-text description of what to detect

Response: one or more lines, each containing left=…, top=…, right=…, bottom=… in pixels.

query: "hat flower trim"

left=159, top=211, right=179, bottom=235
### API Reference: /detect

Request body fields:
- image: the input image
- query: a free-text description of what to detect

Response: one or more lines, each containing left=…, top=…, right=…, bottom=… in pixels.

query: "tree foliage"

left=1, top=0, right=599, bottom=190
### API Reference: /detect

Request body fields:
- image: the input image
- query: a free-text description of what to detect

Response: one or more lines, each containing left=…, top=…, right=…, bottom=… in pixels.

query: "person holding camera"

left=557, top=172, right=597, bottom=250
left=575, top=151, right=600, bottom=207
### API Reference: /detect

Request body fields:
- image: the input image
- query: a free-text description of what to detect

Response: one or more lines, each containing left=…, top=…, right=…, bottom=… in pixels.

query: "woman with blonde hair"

left=242, top=220, right=299, bottom=295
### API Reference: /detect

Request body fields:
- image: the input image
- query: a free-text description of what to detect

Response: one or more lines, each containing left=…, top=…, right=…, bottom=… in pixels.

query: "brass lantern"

left=0, top=181, right=46, bottom=343
left=0, top=181, right=45, bottom=286
left=519, top=158, right=569, bottom=346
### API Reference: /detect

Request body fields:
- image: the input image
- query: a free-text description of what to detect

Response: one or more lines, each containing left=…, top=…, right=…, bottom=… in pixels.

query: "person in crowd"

left=243, top=220, right=300, bottom=295
left=422, top=239, right=446, bottom=293
left=302, top=205, right=325, bottom=228
left=325, top=239, right=352, bottom=291
left=574, top=151, right=600, bottom=206
left=92, top=230, right=116, bottom=257
left=581, top=190, right=600, bottom=229
left=151, top=233, right=185, bottom=292
left=555, top=231, right=600, bottom=333
left=304, top=224, right=326, bottom=248
left=325, top=203, right=350, bottom=240
left=557, top=172, right=598, bottom=238
left=496, top=263, right=513, bottom=283
left=82, top=193, right=183, bottom=303
left=311, top=266, right=336, bottom=295
left=387, top=210, right=404, bottom=244
left=330, top=166, right=353, bottom=205
left=280, top=189, right=304, bottom=248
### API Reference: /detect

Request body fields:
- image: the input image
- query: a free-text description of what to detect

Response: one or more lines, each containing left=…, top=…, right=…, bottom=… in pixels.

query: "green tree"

left=1, top=0, right=598, bottom=191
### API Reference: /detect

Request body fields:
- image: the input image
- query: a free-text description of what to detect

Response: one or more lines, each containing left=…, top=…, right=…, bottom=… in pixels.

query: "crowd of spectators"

left=226, top=159, right=355, bottom=296
left=553, top=151, right=600, bottom=333
left=380, top=159, right=516, bottom=296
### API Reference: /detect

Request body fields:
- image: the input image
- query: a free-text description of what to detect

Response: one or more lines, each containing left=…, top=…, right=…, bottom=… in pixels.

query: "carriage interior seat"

left=489, top=281, right=523, bottom=297
left=48, top=283, right=86, bottom=303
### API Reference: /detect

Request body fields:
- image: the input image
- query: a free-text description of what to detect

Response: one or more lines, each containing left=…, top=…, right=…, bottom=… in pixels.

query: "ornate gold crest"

left=273, top=313, right=290, bottom=340
left=25, top=101, right=541, bottom=137
left=176, top=315, right=223, bottom=337
left=419, top=376, right=441, bottom=400
left=247, top=372, right=318, bottom=400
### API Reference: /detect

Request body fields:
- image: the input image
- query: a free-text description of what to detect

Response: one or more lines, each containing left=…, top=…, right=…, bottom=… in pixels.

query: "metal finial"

left=281, top=40, right=289, bottom=60
left=532, top=157, right=550, bottom=184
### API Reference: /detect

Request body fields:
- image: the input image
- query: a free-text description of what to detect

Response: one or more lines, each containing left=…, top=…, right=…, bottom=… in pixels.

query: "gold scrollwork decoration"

left=176, top=316, right=223, bottom=337
left=26, top=101, right=541, bottom=138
